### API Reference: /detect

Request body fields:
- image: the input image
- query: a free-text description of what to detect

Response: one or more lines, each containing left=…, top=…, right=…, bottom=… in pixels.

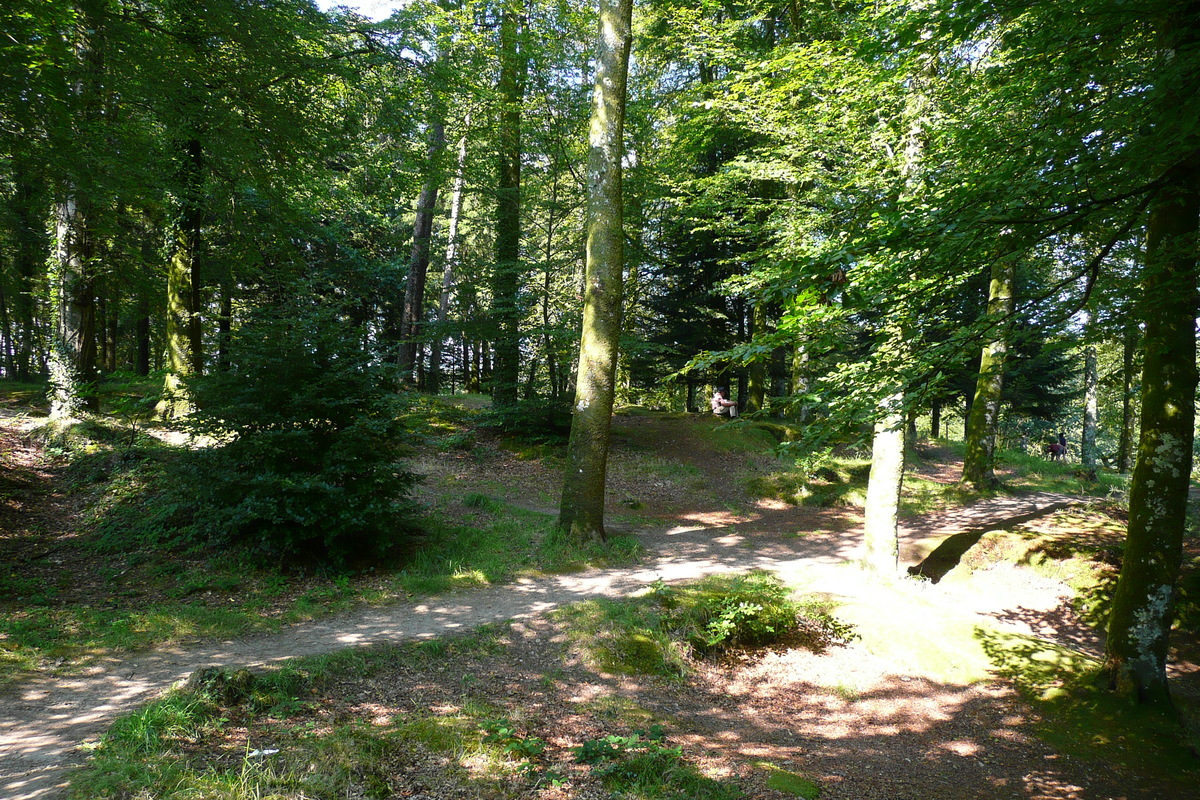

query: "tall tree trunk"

left=1100, top=152, right=1199, bottom=704
left=791, top=337, right=810, bottom=422
left=1117, top=320, right=1138, bottom=473
left=491, top=6, right=525, bottom=408
left=217, top=276, right=232, bottom=372
left=49, top=193, right=98, bottom=418
left=559, top=0, right=633, bottom=543
left=429, top=120, right=469, bottom=395
left=159, top=138, right=204, bottom=417
left=542, top=171, right=561, bottom=401
left=400, top=114, right=447, bottom=384
left=96, top=294, right=108, bottom=373
left=863, top=390, right=904, bottom=574
left=50, top=0, right=106, bottom=417
left=136, top=294, right=151, bottom=377
left=0, top=284, right=14, bottom=378
left=961, top=257, right=1016, bottom=489
left=745, top=301, right=768, bottom=413
left=105, top=287, right=119, bottom=372
left=931, top=399, right=942, bottom=439
left=1081, top=315, right=1099, bottom=471
left=1100, top=0, right=1200, bottom=704
left=12, top=161, right=46, bottom=381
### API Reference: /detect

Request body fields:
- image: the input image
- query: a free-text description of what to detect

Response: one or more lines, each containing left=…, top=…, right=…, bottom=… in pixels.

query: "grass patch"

left=998, top=447, right=1128, bottom=496
left=746, top=453, right=871, bottom=508
left=67, top=626, right=737, bottom=800
left=977, top=628, right=1200, bottom=784
left=900, top=474, right=977, bottom=515
left=576, top=726, right=743, bottom=799
left=836, top=575, right=1000, bottom=684
left=759, top=763, right=821, bottom=798
left=0, top=429, right=639, bottom=689
left=555, top=572, right=854, bottom=678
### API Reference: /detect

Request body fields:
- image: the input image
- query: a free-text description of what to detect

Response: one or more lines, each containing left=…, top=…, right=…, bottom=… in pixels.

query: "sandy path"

left=0, top=491, right=1079, bottom=800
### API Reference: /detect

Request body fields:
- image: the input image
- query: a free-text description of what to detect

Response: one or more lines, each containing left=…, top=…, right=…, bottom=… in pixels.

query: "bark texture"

left=559, top=0, right=633, bottom=543
left=159, top=138, right=204, bottom=418
left=1101, top=1, right=1200, bottom=705
left=1081, top=331, right=1098, bottom=470
left=429, top=123, right=469, bottom=394
left=401, top=114, right=447, bottom=384
left=1100, top=158, right=1199, bottom=705
left=961, top=257, right=1015, bottom=489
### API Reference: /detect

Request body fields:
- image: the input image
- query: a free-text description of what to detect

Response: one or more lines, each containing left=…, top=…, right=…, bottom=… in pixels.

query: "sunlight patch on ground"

left=679, top=510, right=750, bottom=526
left=754, top=498, right=792, bottom=511
left=941, top=739, right=980, bottom=756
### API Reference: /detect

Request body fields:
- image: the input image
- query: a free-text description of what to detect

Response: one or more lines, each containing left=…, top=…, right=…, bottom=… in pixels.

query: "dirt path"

left=0, top=491, right=1081, bottom=800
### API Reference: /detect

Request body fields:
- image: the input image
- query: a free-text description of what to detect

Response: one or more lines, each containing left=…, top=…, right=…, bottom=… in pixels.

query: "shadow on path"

left=0, top=491, right=1082, bottom=800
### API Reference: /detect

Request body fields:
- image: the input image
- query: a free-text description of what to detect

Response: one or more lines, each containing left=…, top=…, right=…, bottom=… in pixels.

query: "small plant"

left=462, top=493, right=504, bottom=512
left=480, top=719, right=559, bottom=785
left=557, top=573, right=855, bottom=678
left=574, top=726, right=741, bottom=799
left=480, top=718, right=547, bottom=758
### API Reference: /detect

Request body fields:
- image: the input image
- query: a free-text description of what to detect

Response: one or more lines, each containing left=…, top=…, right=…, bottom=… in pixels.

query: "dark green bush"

left=179, top=294, right=418, bottom=566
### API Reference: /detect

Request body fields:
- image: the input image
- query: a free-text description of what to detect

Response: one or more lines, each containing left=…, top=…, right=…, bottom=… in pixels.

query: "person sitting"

left=711, top=388, right=738, bottom=418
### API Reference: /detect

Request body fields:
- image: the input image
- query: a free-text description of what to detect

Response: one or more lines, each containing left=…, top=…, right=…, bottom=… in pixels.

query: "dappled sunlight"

left=678, top=510, right=749, bottom=527
left=754, top=498, right=792, bottom=511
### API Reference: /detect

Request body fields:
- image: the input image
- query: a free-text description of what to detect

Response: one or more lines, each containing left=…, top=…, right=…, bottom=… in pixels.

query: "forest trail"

left=0, top=490, right=1083, bottom=800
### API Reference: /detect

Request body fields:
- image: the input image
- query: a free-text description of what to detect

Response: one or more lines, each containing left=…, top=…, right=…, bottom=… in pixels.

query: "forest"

left=1, top=0, right=1199, bottom=798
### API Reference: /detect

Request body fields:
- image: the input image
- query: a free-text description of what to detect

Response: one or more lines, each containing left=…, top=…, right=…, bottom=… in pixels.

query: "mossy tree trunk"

left=745, top=300, right=768, bottom=414
left=1117, top=320, right=1139, bottom=474
left=961, top=257, right=1015, bottom=489
left=159, top=137, right=204, bottom=418
left=1100, top=158, right=1199, bottom=705
left=1101, top=1, right=1199, bottom=705
left=559, top=0, right=633, bottom=543
left=1081, top=316, right=1099, bottom=471
left=430, top=123, right=469, bottom=395
left=49, top=193, right=98, bottom=419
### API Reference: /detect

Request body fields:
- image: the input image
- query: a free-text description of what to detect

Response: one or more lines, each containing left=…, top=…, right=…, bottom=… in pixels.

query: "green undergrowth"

left=554, top=572, right=854, bottom=678
left=745, top=435, right=1131, bottom=512
left=67, top=630, right=513, bottom=800
left=68, top=626, right=743, bottom=800
left=744, top=450, right=872, bottom=508
left=978, top=627, right=1200, bottom=784
left=0, top=409, right=640, bottom=689
left=998, top=447, right=1128, bottom=496
left=758, top=762, right=821, bottom=798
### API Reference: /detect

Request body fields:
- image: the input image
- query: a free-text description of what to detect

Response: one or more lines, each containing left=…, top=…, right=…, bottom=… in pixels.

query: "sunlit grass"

left=836, top=575, right=999, bottom=684
left=978, top=627, right=1200, bottom=782
left=745, top=454, right=872, bottom=508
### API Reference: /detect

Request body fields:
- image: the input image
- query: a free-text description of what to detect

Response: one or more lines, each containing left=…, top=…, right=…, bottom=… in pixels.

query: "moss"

left=761, top=764, right=820, bottom=798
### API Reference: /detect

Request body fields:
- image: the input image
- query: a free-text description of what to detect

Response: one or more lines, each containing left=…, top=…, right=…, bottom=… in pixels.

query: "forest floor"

left=1, top=401, right=1199, bottom=800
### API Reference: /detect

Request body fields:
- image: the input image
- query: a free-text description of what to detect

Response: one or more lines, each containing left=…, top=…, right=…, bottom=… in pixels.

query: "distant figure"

left=1046, top=431, right=1067, bottom=462
left=711, top=388, right=738, bottom=418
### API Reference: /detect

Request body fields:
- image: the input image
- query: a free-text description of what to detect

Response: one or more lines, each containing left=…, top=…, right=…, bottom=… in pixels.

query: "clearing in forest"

left=0, top=402, right=1198, bottom=800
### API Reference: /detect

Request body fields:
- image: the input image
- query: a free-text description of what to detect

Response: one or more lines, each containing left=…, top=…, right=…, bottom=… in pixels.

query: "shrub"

left=179, top=293, right=418, bottom=566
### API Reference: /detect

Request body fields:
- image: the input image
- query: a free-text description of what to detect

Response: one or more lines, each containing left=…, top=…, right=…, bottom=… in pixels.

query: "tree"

left=490, top=3, right=527, bottom=408
left=1096, top=0, right=1200, bottom=707
left=961, top=256, right=1016, bottom=488
left=559, top=0, right=633, bottom=542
